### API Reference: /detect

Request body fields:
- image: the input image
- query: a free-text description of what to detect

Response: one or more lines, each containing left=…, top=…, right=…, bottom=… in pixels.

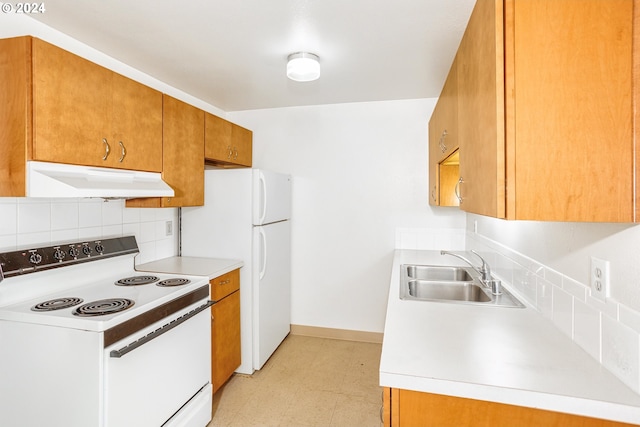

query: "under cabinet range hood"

left=26, top=161, right=175, bottom=199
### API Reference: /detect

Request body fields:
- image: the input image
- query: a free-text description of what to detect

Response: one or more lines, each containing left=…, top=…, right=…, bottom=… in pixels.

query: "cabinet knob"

left=118, top=141, right=127, bottom=162
left=102, top=138, right=111, bottom=161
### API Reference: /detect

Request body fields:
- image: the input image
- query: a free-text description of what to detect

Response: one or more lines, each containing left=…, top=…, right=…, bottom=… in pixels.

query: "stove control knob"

left=53, top=249, right=66, bottom=262
left=29, top=252, right=42, bottom=265
left=82, top=245, right=92, bottom=256
left=95, top=243, right=104, bottom=254
left=68, top=247, right=79, bottom=258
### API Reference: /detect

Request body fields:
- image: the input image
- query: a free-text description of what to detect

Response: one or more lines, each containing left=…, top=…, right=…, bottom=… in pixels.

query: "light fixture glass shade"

left=287, top=52, right=320, bottom=82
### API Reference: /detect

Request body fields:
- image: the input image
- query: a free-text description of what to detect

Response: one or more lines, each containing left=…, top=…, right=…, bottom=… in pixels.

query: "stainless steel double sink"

left=400, top=264, right=524, bottom=308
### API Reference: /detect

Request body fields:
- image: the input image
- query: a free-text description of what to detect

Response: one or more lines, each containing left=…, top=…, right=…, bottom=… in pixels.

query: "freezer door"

left=252, top=220, right=291, bottom=369
left=252, top=169, right=292, bottom=225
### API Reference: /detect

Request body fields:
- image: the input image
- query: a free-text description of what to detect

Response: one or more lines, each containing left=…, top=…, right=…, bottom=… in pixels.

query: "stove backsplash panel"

left=0, top=198, right=178, bottom=265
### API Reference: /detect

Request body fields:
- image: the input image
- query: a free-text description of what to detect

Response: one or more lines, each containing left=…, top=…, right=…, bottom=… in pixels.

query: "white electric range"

left=0, top=236, right=213, bottom=427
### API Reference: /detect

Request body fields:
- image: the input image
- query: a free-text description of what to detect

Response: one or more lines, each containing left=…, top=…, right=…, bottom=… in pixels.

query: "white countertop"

left=136, top=256, right=243, bottom=280
left=380, top=249, right=640, bottom=424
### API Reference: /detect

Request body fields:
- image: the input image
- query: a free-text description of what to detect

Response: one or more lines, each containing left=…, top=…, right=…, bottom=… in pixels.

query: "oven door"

left=104, top=299, right=212, bottom=427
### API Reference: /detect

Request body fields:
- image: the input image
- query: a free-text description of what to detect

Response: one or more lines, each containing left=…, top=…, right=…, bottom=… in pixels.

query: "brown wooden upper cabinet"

left=205, top=112, right=252, bottom=167
left=0, top=36, right=163, bottom=196
left=126, top=95, right=205, bottom=208
left=435, top=0, right=634, bottom=222
left=429, top=55, right=460, bottom=207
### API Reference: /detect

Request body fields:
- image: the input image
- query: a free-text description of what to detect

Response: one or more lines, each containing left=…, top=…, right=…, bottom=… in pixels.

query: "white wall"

left=229, top=100, right=466, bottom=333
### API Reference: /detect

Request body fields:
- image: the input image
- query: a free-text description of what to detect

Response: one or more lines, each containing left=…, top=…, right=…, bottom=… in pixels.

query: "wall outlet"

left=165, top=220, right=173, bottom=236
left=590, top=257, right=610, bottom=302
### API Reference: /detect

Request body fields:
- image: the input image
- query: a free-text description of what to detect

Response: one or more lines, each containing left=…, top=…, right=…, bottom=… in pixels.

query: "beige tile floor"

left=208, top=334, right=383, bottom=427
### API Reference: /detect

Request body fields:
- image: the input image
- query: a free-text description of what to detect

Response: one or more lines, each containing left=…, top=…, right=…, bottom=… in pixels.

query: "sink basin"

left=399, top=264, right=524, bottom=308
left=406, top=280, right=492, bottom=302
left=405, top=265, right=473, bottom=282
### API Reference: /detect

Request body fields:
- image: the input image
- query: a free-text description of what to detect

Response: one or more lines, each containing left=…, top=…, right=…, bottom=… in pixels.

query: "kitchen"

left=1, top=0, right=640, bottom=426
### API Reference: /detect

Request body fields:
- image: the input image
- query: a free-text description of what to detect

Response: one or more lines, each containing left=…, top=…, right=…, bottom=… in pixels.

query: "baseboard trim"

left=290, top=324, right=383, bottom=344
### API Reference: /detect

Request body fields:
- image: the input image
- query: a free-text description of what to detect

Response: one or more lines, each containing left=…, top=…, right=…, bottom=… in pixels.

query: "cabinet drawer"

left=210, top=269, right=240, bottom=301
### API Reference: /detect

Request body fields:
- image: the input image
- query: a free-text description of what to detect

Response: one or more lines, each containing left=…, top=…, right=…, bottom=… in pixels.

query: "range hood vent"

left=27, top=161, right=175, bottom=199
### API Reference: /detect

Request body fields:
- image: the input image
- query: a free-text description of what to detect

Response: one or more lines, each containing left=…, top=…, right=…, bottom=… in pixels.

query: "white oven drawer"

left=104, top=300, right=211, bottom=427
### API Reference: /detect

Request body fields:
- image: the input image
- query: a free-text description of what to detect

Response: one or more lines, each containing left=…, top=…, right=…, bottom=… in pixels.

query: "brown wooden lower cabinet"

left=383, top=388, right=637, bottom=427
left=210, top=270, right=241, bottom=394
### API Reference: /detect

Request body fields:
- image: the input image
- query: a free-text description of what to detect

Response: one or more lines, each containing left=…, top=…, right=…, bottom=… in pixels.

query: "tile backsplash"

left=467, top=231, right=640, bottom=394
left=0, top=198, right=178, bottom=265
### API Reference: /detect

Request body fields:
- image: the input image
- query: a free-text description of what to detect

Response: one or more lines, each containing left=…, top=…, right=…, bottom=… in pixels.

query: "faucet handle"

left=470, top=250, right=491, bottom=281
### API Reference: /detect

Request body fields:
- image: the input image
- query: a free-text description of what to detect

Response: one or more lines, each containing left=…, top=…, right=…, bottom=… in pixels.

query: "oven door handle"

left=109, top=300, right=214, bottom=359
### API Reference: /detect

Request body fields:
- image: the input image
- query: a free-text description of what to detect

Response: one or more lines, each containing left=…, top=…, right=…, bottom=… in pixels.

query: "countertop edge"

left=136, top=256, right=244, bottom=280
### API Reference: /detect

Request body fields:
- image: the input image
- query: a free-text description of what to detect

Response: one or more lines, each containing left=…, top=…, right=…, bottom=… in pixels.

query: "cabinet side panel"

left=512, top=0, right=633, bottom=221
left=0, top=37, right=30, bottom=196
left=457, top=0, right=506, bottom=218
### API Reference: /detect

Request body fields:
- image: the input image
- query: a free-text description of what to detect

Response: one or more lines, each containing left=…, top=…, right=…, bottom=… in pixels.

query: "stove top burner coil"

left=73, top=298, right=135, bottom=317
left=114, top=275, right=159, bottom=286
left=156, top=278, right=191, bottom=287
left=31, top=297, right=84, bottom=311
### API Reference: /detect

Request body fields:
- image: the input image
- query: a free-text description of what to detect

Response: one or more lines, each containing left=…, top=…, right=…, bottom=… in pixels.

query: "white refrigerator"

left=181, top=169, right=291, bottom=374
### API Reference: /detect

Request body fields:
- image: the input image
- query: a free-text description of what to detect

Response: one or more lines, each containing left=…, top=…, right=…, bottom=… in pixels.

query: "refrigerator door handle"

left=259, top=227, right=267, bottom=280
left=258, top=171, right=268, bottom=224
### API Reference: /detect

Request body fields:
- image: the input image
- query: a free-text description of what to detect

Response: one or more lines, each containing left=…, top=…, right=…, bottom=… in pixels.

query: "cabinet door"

left=507, top=0, right=633, bottom=221
left=429, top=56, right=460, bottom=207
left=230, top=123, right=253, bottom=167
left=456, top=0, right=506, bottom=218
left=205, top=113, right=253, bottom=167
left=31, top=38, right=112, bottom=167
left=211, top=290, right=241, bottom=393
left=110, top=73, right=162, bottom=172
left=204, top=112, right=233, bottom=163
left=31, top=38, right=163, bottom=172
left=428, top=105, right=442, bottom=206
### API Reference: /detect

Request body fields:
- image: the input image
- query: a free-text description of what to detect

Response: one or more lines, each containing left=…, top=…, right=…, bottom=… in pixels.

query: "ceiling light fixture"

left=286, top=52, right=320, bottom=82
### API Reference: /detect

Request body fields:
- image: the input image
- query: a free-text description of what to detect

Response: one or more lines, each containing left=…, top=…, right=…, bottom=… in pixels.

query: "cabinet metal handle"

left=218, top=279, right=231, bottom=285
left=431, top=186, right=436, bottom=201
left=102, top=138, right=111, bottom=161
left=455, top=177, right=463, bottom=203
left=109, top=300, right=214, bottom=358
left=118, top=141, right=126, bottom=162
left=233, top=147, right=238, bottom=160
left=439, top=129, right=448, bottom=153
left=227, top=145, right=233, bottom=159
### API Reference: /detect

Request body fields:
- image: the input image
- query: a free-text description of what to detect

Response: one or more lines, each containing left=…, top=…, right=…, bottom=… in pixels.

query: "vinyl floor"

left=207, top=334, right=383, bottom=427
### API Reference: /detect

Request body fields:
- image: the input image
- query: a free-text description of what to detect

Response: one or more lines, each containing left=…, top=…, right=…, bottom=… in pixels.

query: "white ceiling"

left=30, top=0, right=476, bottom=112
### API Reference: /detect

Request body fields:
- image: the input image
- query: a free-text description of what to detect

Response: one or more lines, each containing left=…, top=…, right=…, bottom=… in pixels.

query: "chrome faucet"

left=440, top=250, right=502, bottom=295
